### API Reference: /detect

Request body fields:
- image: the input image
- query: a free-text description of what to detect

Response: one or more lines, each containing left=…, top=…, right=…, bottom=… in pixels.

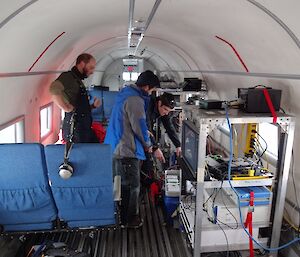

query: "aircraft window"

left=258, top=123, right=278, bottom=159
left=122, top=72, right=131, bottom=81
left=0, top=117, right=25, bottom=143
left=40, top=104, right=53, bottom=139
left=122, top=72, right=140, bottom=82
left=218, top=122, right=278, bottom=160
left=131, top=72, right=139, bottom=81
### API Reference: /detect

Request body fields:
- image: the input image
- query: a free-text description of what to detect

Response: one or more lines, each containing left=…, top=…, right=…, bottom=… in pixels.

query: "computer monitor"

left=182, top=120, right=199, bottom=178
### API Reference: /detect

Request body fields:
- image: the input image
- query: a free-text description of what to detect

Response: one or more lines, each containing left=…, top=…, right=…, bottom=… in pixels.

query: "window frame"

left=0, top=115, right=25, bottom=143
left=40, top=102, right=53, bottom=142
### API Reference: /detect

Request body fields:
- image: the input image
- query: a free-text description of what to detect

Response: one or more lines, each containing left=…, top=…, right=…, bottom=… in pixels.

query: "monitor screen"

left=182, top=120, right=199, bottom=176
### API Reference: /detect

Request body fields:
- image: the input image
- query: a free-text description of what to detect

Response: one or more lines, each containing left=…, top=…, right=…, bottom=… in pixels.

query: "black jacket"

left=146, top=96, right=181, bottom=148
left=56, top=67, right=97, bottom=143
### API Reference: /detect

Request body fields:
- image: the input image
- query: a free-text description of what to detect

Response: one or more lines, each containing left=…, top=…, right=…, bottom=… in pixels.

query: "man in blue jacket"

left=104, top=70, right=160, bottom=228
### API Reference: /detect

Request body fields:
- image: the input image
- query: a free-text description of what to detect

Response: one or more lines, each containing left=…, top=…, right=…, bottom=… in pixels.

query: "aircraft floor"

left=23, top=193, right=192, bottom=257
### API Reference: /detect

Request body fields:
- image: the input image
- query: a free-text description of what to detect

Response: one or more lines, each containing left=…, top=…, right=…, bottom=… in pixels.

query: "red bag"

left=91, top=122, right=106, bottom=143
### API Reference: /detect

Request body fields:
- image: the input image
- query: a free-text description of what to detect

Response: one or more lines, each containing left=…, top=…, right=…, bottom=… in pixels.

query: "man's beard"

left=82, top=65, right=89, bottom=79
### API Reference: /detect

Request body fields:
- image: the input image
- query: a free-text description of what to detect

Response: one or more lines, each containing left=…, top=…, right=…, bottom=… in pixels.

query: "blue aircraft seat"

left=45, top=144, right=115, bottom=228
left=0, top=144, right=58, bottom=232
left=89, top=89, right=118, bottom=122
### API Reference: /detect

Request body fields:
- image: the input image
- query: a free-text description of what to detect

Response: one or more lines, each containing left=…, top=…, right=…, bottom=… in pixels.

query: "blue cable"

left=31, top=241, right=47, bottom=257
left=225, top=107, right=300, bottom=252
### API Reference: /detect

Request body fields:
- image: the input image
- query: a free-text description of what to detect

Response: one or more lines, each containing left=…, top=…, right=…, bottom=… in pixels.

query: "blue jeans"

left=113, top=157, right=141, bottom=224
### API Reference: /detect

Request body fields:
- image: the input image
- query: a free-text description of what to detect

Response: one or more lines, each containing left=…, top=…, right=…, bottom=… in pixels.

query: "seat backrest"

left=0, top=144, right=57, bottom=232
left=44, top=144, right=115, bottom=228
left=89, top=89, right=118, bottom=122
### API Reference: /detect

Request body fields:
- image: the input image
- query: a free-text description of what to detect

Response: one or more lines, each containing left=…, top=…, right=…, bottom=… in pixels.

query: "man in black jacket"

left=146, top=92, right=181, bottom=163
left=50, top=53, right=101, bottom=143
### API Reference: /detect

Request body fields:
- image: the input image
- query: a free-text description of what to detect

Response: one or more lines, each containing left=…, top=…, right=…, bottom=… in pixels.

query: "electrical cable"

left=204, top=177, right=238, bottom=230
left=225, top=107, right=300, bottom=252
left=182, top=195, right=194, bottom=210
left=203, top=188, right=217, bottom=207
left=203, top=206, right=231, bottom=255
left=31, top=242, right=46, bottom=257
left=212, top=180, right=224, bottom=207
left=233, top=125, right=238, bottom=157
left=254, top=138, right=265, bottom=157
left=216, top=216, right=238, bottom=230
left=26, top=247, right=34, bottom=257
left=216, top=222, right=229, bottom=257
left=253, top=151, right=263, bottom=166
left=253, top=137, right=271, bottom=170
left=220, top=189, right=239, bottom=229
left=255, top=131, right=268, bottom=157
left=280, top=107, right=286, bottom=114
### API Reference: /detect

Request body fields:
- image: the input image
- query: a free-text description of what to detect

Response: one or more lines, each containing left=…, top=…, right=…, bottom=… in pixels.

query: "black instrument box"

left=182, top=78, right=203, bottom=91
left=199, top=99, right=223, bottom=109
left=238, top=87, right=282, bottom=113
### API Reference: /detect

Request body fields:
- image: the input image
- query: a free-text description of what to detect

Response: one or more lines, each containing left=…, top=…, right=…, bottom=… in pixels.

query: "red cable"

left=249, top=191, right=254, bottom=257
left=28, top=32, right=65, bottom=72
left=263, top=88, right=278, bottom=123
left=216, top=35, right=277, bottom=121
left=244, top=191, right=255, bottom=257
left=215, top=36, right=249, bottom=72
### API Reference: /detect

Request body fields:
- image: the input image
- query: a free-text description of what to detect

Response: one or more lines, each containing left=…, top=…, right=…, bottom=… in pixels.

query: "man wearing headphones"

left=50, top=53, right=101, bottom=143
left=104, top=70, right=160, bottom=228
left=146, top=92, right=181, bottom=163
left=141, top=92, right=181, bottom=190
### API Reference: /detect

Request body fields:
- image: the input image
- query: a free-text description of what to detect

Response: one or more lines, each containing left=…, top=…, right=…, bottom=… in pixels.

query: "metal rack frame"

left=181, top=106, right=295, bottom=257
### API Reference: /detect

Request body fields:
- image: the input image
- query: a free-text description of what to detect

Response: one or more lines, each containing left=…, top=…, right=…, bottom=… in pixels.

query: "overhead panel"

left=127, top=0, right=161, bottom=56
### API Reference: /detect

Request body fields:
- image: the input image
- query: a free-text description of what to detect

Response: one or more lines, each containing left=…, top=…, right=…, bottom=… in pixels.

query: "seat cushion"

left=45, top=144, right=115, bottom=228
left=89, top=90, right=118, bottom=122
left=0, top=143, right=57, bottom=231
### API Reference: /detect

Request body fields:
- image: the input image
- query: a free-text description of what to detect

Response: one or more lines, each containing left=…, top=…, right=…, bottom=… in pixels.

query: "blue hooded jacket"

left=104, top=84, right=151, bottom=160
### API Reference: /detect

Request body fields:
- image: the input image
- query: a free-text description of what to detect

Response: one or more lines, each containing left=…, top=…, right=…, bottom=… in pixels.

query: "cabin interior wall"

left=100, top=59, right=156, bottom=91
left=0, top=74, right=61, bottom=144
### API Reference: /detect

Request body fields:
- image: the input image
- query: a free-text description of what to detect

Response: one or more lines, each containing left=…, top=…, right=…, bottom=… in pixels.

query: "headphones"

left=59, top=140, right=74, bottom=179
left=59, top=113, right=76, bottom=179
left=59, top=161, right=74, bottom=179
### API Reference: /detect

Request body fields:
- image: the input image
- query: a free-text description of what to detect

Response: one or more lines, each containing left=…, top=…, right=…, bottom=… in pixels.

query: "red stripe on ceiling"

left=28, top=32, right=66, bottom=72
left=215, top=35, right=249, bottom=72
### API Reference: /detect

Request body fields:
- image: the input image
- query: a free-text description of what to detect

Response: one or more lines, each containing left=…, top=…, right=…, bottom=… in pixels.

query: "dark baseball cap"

left=136, top=70, right=160, bottom=89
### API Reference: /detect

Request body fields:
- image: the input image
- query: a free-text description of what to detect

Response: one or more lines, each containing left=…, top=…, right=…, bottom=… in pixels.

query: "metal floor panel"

left=26, top=194, right=192, bottom=257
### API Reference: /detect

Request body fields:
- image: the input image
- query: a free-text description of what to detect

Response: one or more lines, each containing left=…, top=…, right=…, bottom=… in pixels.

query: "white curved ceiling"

left=1, top=0, right=300, bottom=122
left=1, top=0, right=300, bottom=129
left=2, top=0, right=300, bottom=75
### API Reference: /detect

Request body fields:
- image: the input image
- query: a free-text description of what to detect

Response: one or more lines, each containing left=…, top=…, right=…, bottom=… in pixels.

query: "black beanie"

left=136, top=70, right=160, bottom=89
